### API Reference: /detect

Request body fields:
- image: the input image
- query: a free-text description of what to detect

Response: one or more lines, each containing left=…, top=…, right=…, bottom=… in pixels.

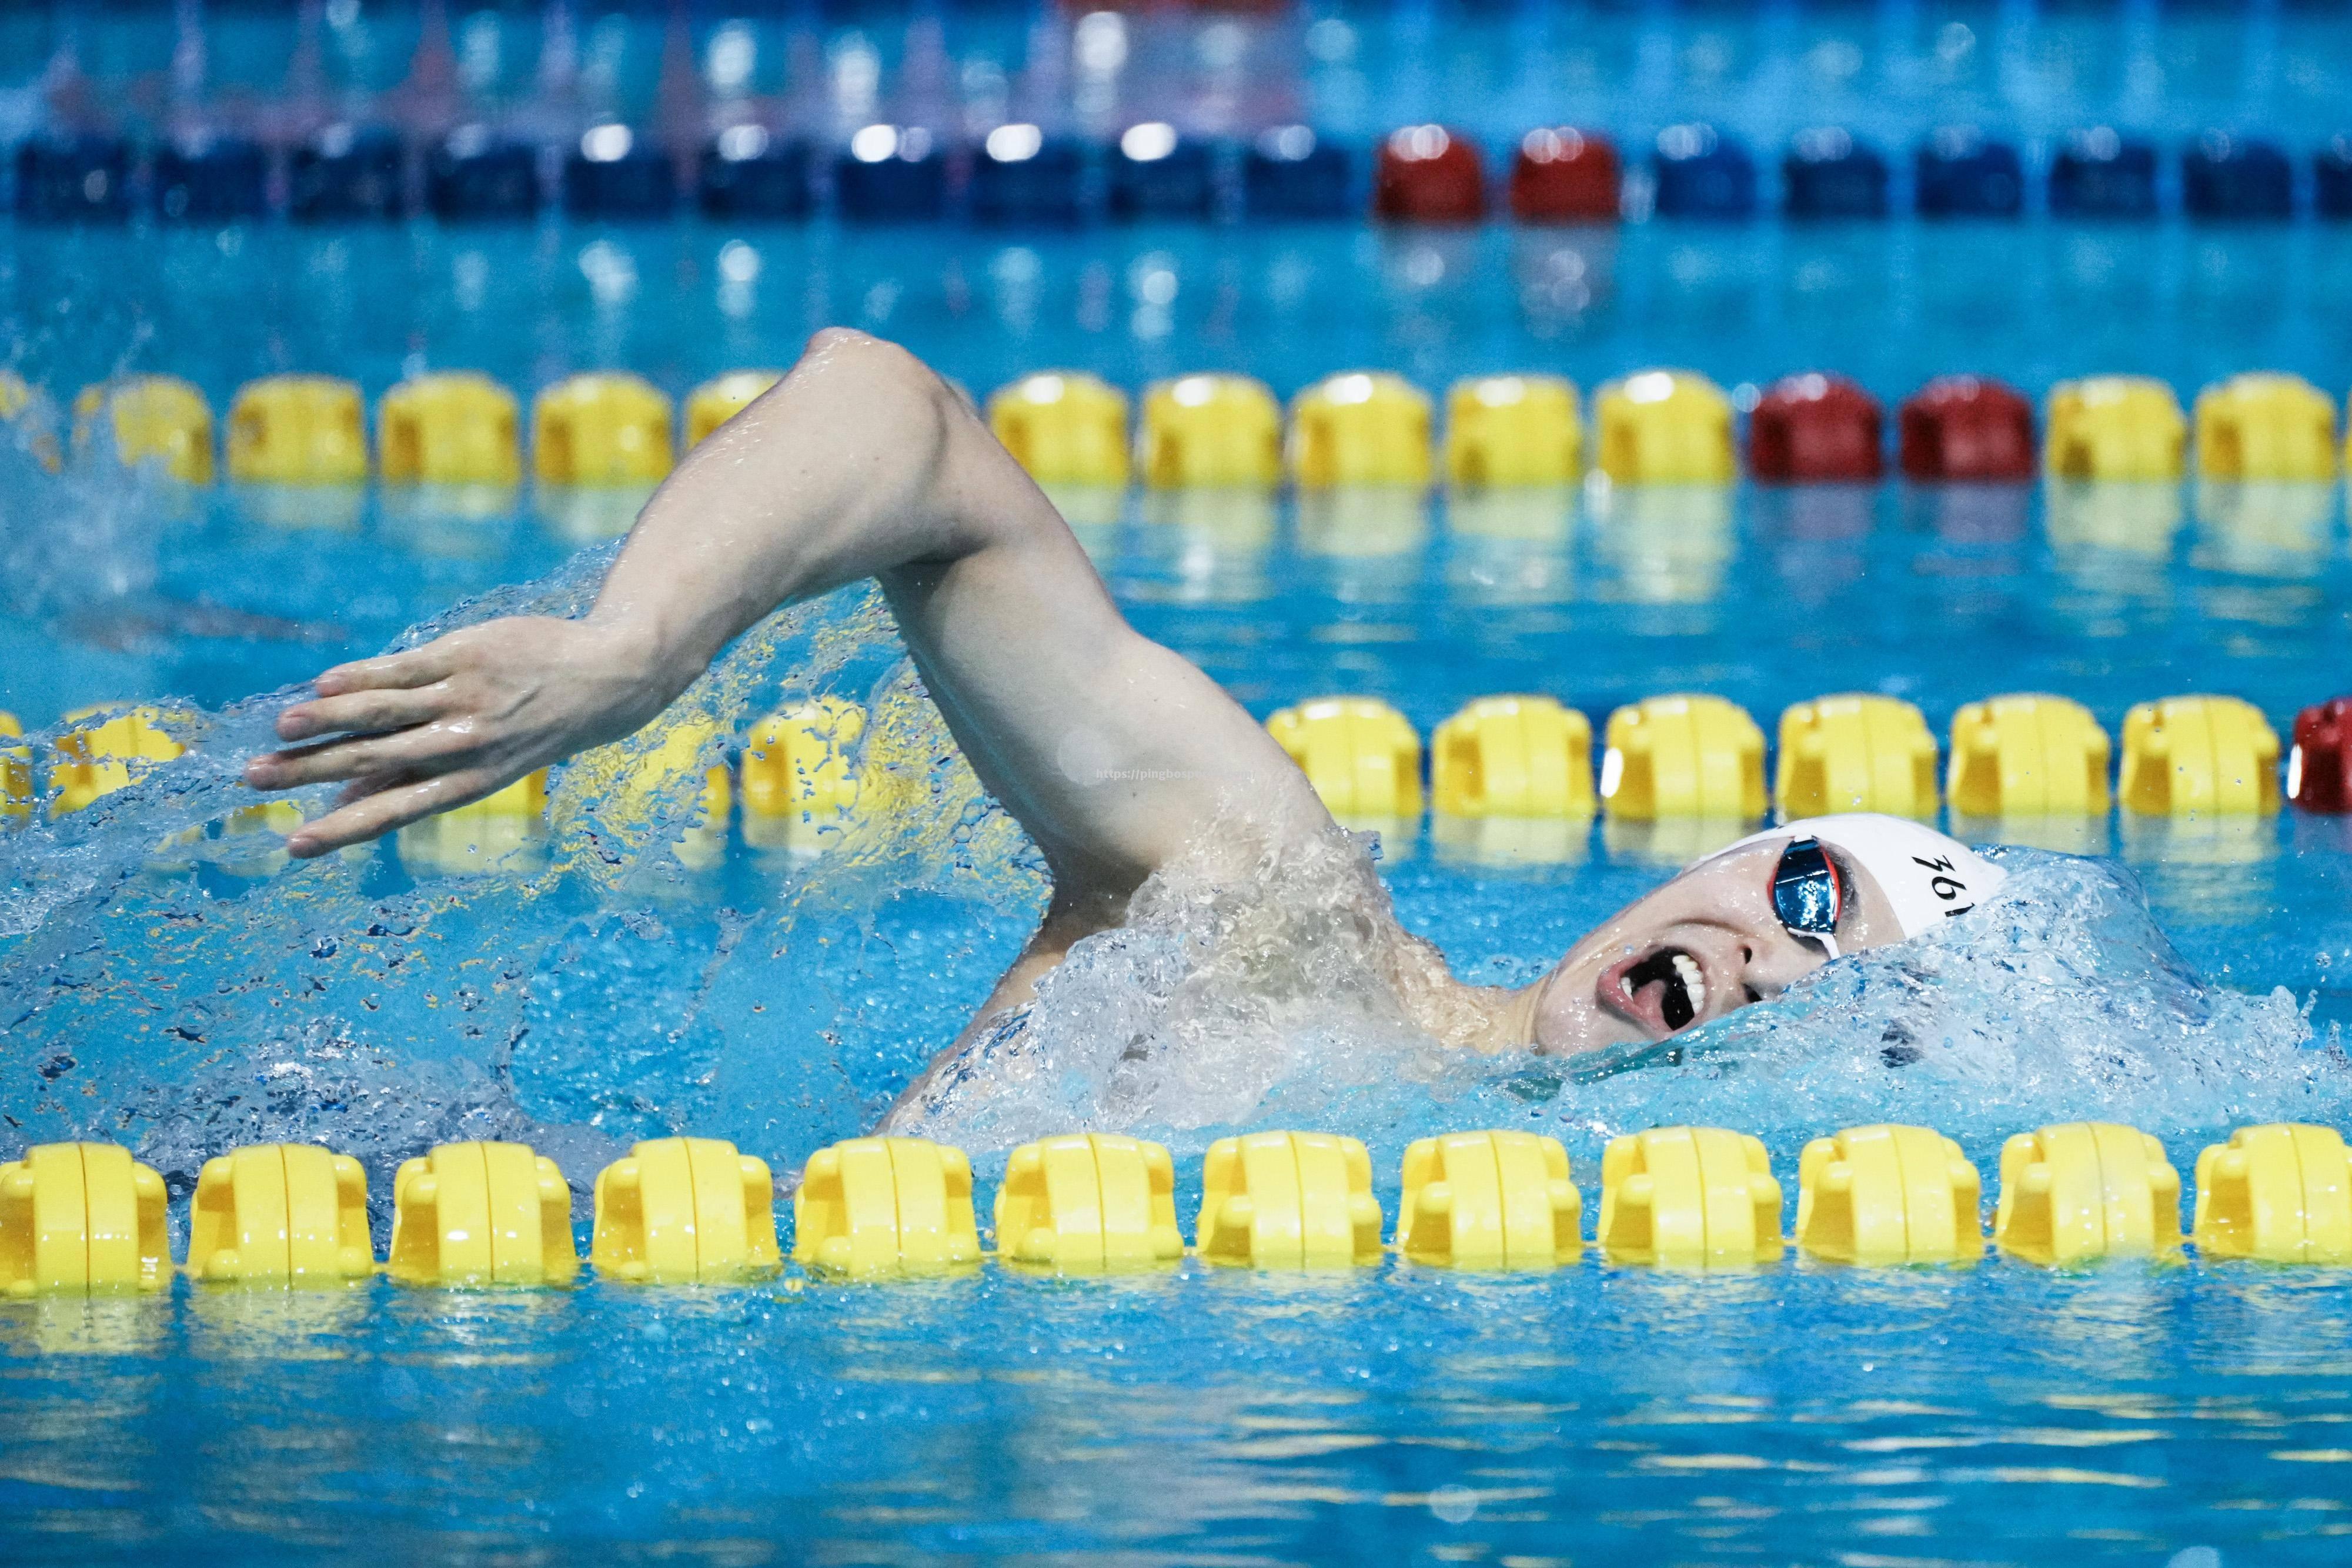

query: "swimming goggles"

left=1770, top=836, right=1845, bottom=958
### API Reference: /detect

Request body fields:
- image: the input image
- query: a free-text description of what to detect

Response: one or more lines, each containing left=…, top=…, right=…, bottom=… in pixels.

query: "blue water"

left=6, top=6, right=2352, bottom=1564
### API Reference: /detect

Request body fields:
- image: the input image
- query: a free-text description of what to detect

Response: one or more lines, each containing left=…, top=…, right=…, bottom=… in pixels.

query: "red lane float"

left=1899, top=376, right=2037, bottom=481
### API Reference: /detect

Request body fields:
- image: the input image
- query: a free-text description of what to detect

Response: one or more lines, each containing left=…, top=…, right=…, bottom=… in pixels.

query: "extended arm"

left=248, top=330, right=1320, bottom=926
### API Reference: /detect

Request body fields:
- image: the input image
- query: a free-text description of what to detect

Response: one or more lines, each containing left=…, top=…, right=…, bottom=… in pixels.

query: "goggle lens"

left=1772, top=837, right=1844, bottom=950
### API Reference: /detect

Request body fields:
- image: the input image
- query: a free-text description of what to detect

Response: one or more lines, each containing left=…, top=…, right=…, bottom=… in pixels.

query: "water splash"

left=894, top=835, right=2334, bottom=1176
left=0, top=533, right=1041, bottom=1219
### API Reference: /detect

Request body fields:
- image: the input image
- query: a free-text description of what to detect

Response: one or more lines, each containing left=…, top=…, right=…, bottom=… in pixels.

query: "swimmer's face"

left=1525, top=838, right=1906, bottom=1054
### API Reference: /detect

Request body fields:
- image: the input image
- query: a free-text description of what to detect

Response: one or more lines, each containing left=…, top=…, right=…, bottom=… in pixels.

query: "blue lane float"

left=1652, top=123, right=1756, bottom=219
left=1242, top=125, right=1354, bottom=219
left=425, top=126, right=542, bottom=222
left=151, top=134, right=269, bottom=224
left=2314, top=135, right=2352, bottom=220
left=289, top=124, right=406, bottom=223
left=834, top=124, right=948, bottom=222
left=1915, top=128, right=2025, bottom=218
left=2183, top=133, right=2293, bottom=221
left=1783, top=128, right=1889, bottom=220
left=13, top=134, right=132, bottom=223
left=2049, top=128, right=2161, bottom=220
left=1110, top=123, right=1217, bottom=220
left=969, top=125, right=1090, bottom=227
left=697, top=126, right=813, bottom=220
left=563, top=124, right=677, bottom=222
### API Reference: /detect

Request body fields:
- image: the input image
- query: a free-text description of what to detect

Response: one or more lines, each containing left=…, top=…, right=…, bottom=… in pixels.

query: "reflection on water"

left=1509, top=228, right=1619, bottom=332
left=1041, top=482, right=1126, bottom=550
left=235, top=484, right=368, bottom=534
left=1909, top=481, right=2032, bottom=547
left=395, top=813, right=550, bottom=877
left=183, top=1287, right=371, bottom=1358
left=1586, top=482, right=1735, bottom=603
left=536, top=483, right=654, bottom=544
left=2120, top=813, right=2280, bottom=925
left=1128, top=489, right=1275, bottom=604
left=2046, top=480, right=2185, bottom=596
left=1444, top=486, right=1576, bottom=606
left=1951, top=813, right=2112, bottom=857
left=1601, top=814, right=1752, bottom=867
left=378, top=483, right=525, bottom=559
left=2191, top=480, right=2336, bottom=579
left=1297, top=488, right=1430, bottom=603
left=0, top=1296, right=171, bottom=1358
left=1753, top=483, right=1875, bottom=601
left=1431, top=812, right=1591, bottom=868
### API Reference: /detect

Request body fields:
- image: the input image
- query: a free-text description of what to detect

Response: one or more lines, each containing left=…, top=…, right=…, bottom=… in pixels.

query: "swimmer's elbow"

left=801, top=327, right=974, bottom=499
left=805, top=329, right=962, bottom=434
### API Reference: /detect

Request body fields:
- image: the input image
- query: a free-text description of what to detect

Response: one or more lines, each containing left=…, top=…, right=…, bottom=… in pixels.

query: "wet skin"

left=246, top=327, right=1904, bottom=1082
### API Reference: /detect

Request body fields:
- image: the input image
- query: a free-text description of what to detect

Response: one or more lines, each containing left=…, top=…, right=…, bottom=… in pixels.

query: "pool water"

left=6, top=8, right=2352, bottom=1559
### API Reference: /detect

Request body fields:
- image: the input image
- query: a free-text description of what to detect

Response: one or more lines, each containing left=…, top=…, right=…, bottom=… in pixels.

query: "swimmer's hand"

left=245, top=616, right=670, bottom=858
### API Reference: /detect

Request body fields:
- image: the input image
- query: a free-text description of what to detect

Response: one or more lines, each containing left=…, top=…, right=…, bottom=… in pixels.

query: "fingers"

left=309, top=644, right=461, bottom=700
left=246, top=720, right=479, bottom=792
left=275, top=683, right=453, bottom=744
left=284, top=769, right=504, bottom=858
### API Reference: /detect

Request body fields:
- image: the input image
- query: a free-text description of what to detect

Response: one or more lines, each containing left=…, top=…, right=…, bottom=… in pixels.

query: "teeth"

left=1670, top=953, right=1706, bottom=1022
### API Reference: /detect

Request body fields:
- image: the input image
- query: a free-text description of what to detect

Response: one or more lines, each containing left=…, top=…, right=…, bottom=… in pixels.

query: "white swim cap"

left=1713, top=813, right=2007, bottom=941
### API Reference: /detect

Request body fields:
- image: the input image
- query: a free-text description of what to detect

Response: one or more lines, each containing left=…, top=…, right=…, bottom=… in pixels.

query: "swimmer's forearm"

left=584, top=329, right=1005, bottom=699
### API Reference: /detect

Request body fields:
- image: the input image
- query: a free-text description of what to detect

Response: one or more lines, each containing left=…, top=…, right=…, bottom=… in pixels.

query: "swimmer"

left=246, top=330, right=2003, bottom=1078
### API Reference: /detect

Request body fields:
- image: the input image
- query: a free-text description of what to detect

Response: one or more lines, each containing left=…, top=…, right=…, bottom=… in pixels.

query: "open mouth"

left=1601, top=945, right=1708, bottom=1037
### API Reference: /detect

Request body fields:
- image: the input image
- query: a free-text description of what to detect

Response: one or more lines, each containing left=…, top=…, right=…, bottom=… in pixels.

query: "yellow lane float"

left=1431, top=694, right=1595, bottom=818
left=2193, top=372, right=2337, bottom=482
left=1138, top=373, right=1283, bottom=489
left=73, top=374, right=215, bottom=483
left=533, top=372, right=674, bottom=487
left=2119, top=695, right=2281, bottom=817
left=740, top=697, right=864, bottom=852
left=1599, top=694, right=1766, bottom=821
left=684, top=370, right=783, bottom=447
left=0, top=1142, right=172, bottom=1297
left=1265, top=696, right=1424, bottom=819
left=1444, top=374, right=1581, bottom=487
left=793, top=1136, right=981, bottom=1278
left=1599, top=1125, right=1783, bottom=1268
left=380, top=370, right=522, bottom=485
left=1796, top=1124, right=1982, bottom=1265
left=1289, top=372, right=1434, bottom=489
left=226, top=375, right=369, bottom=484
left=387, top=1141, right=578, bottom=1287
left=1593, top=370, right=1734, bottom=485
left=48, top=704, right=188, bottom=817
left=988, top=372, right=1132, bottom=488
left=1396, top=1129, right=1582, bottom=1270
left=1197, top=1131, right=1383, bottom=1269
left=2194, top=1124, right=2352, bottom=1265
left=2044, top=375, right=2186, bottom=481
left=396, top=769, right=550, bottom=873
left=1775, top=694, right=1940, bottom=820
left=1946, top=693, right=2113, bottom=817
left=1993, top=1122, right=2183, bottom=1267
left=1, top=711, right=32, bottom=824
left=593, top=1137, right=780, bottom=1285
left=187, top=1144, right=374, bottom=1286
left=995, top=1132, right=1185, bottom=1273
